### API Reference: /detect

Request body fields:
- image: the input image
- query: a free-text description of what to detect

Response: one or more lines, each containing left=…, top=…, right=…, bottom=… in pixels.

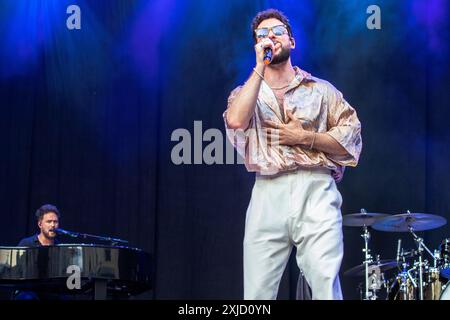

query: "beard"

left=270, top=46, right=291, bottom=65
left=43, top=229, right=56, bottom=239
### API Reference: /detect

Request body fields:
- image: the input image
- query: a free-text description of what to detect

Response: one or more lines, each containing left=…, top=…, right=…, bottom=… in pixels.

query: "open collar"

left=259, top=66, right=314, bottom=121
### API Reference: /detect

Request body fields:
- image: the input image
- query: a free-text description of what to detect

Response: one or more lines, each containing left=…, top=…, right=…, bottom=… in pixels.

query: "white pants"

left=243, top=168, right=344, bottom=300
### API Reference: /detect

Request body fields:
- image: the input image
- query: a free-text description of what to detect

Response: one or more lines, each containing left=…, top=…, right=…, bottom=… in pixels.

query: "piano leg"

left=94, top=279, right=107, bottom=300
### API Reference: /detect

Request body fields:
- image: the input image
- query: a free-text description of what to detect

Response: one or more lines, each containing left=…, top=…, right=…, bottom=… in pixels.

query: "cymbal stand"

left=433, top=249, right=440, bottom=268
left=368, top=270, right=380, bottom=300
left=397, top=257, right=417, bottom=300
left=407, top=268, right=417, bottom=288
left=361, top=224, right=373, bottom=300
left=368, top=257, right=383, bottom=300
left=398, top=259, right=407, bottom=300
left=393, top=246, right=417, bottom=300
left=408, top=226, right=435, bottom=300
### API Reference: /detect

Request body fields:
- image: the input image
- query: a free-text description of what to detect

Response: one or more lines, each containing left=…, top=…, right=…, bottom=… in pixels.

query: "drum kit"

left=343, top=209, right=450, bottom=300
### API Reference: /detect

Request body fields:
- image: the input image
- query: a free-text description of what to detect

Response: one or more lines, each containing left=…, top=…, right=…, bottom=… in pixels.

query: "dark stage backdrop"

left=1, top=0, right=450, bottom=300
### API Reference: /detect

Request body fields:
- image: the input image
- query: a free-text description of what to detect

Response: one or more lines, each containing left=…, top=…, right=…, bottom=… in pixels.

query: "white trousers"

left=243, top=168, right=344, bottom=300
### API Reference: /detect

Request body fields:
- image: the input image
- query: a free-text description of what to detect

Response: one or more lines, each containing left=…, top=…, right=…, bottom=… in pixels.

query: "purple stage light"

left=129, top=0, right=178, bottom=81
left=412, top=0, right=447, bottom=54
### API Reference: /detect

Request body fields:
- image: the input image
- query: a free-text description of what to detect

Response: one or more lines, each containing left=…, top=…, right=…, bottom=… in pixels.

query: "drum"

left=423, top=268, right=443, bottom=300
left=388, top=276, right=416, bottom=300
left=440, top=239, right=450, bottom=279
left=440, top=283, right=450, bottom=300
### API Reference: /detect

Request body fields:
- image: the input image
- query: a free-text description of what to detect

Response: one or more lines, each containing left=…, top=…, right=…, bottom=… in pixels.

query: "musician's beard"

left=271, top=46, right=290, bottom=65
left=43, top=229, right=57, bottom=239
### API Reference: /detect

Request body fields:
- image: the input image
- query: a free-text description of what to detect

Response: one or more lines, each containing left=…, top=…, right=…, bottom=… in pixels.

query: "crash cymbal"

left=371, top=213, right=447, bottom=232
left=343, top=212, right=389, bottom=227
left=344, top=259, right=398, bottom=277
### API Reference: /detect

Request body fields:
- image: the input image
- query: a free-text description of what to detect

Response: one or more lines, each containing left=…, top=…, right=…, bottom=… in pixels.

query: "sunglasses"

left=254, top=25, right=288, bottom=39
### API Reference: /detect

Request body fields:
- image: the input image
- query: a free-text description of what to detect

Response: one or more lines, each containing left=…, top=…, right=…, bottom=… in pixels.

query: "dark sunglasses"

left=254, top=25, right=288, bottom=39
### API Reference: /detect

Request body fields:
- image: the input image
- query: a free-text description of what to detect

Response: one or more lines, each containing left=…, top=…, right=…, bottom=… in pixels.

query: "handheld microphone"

left=396, top=239, right=402, bottom=262
left=54, top=228, right=78, bottom=237
left=263, top=48, right=272, bottom=65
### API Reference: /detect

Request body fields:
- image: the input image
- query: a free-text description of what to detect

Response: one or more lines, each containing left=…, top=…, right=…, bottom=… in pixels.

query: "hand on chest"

left=259, top=86, right=324, bottom=131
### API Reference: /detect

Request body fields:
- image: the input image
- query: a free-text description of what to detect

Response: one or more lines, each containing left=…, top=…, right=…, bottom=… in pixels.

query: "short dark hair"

left=35, top=204, right=60, bottom=221
left=251, top=8, right=293, bottom=43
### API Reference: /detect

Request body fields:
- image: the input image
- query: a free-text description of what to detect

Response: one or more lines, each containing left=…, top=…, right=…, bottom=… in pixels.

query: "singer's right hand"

left=254, top=38, right=275, bottom=66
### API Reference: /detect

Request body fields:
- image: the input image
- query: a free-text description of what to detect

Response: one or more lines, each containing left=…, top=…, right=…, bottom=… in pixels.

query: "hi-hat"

left=344, top=260, right=398, bottom=277
left=371, top=213, right=447, bottom=232
left=343, top=212, right=389, bottom=227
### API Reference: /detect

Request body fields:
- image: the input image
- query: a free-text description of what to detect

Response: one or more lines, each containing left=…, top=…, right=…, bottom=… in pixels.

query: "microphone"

left=263, top=48, right=272, bottom=65
left=53, top=228, right=78, bottom=237
left=396, top=239, right=402, bottom=262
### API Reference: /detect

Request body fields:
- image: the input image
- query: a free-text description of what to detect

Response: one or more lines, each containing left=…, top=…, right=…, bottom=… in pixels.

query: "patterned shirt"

left=224, top=67, right=362, bottom=176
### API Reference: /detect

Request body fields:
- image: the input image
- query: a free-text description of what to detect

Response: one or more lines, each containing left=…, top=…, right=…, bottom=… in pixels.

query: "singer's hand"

left=254, top=38, right=275, bottom=66
left=264, top=110, right=308, bottom=146
left=332, top=167, right=345, bottom=183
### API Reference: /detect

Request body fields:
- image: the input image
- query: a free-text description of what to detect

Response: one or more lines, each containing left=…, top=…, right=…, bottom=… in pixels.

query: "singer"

left=224, top=9, right=362, bottom=299
left=14, top=205, right=78, bottom=300
left=18, top=204, right=61, bottom=247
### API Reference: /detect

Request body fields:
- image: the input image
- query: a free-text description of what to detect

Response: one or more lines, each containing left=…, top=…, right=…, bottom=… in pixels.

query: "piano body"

left=0, top=244, right=152, bottom=300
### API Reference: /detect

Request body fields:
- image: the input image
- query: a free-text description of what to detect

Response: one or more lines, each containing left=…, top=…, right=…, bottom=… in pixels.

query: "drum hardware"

left=352, top=259, right=391, bottom=300
left=391, top=249, right=417, bottom=300
left=344, top=210, right=450, bottom=300
left=344, top=258, right=398, bottom=277
left=372, top=210, right=446, bottom=300
left=368, top=265, right=382, bottom=299
left=390, top=248, right=450, bottom=300
left=342, top=209, right=390, bottom=300
left=385, top=254, right=450, bottom=300
left=439, top=239, right=450, bottom=279
left=423, top=266, right=442, bottom=300
left=441, top=282, right=450, bottom=300
left=363, top=224, right=372, bottom=299
left=400, top=249, right=418, bottom=259
left=409, top=226, right=436, bottom=300
left=388, top=265, right=417, bottom=300
left=399, top=266, right=417, bottom=300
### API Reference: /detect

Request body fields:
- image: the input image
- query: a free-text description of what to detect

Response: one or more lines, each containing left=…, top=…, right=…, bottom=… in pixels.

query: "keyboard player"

left=18, top=204, right=61, bottom=247
left=14, top=204, right=63, bottom=299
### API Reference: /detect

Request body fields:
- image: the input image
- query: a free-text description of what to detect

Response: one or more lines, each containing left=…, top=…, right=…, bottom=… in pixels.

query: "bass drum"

left=440, top=283, right=450, bottom=300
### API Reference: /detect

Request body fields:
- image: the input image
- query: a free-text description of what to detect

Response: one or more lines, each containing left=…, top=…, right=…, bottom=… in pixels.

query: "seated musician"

left=18, top=204, right=60, bottom=247
left=13, top=204, right=62, bottom=300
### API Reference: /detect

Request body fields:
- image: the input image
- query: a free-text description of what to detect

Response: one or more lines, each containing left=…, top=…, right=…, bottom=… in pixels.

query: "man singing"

left=18, top=204, right=60, bottom=247
left=224, top=9, right=362, bottom=299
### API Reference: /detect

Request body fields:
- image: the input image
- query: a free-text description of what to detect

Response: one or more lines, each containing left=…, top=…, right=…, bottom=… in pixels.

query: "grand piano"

left=0, top=244, right=152, bottom=300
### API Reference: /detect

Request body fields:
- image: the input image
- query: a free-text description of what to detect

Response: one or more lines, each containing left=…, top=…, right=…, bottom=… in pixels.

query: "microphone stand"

left=61, top=230, right=128, bottom=246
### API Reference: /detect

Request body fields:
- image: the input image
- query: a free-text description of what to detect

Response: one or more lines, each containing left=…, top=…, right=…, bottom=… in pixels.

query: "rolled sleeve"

left=223, top=86, right=242, bottom=131
left=223, top=86, right=254, bottom=154
left=326, top=87, right=362, bottom=167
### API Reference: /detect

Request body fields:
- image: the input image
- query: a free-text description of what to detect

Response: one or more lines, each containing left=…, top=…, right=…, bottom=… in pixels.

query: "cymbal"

left=342, top=212, right=389, bottom=227
left=344, top=260, right=398, bottom=277
left=371, top=213, right=447, bottom=232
